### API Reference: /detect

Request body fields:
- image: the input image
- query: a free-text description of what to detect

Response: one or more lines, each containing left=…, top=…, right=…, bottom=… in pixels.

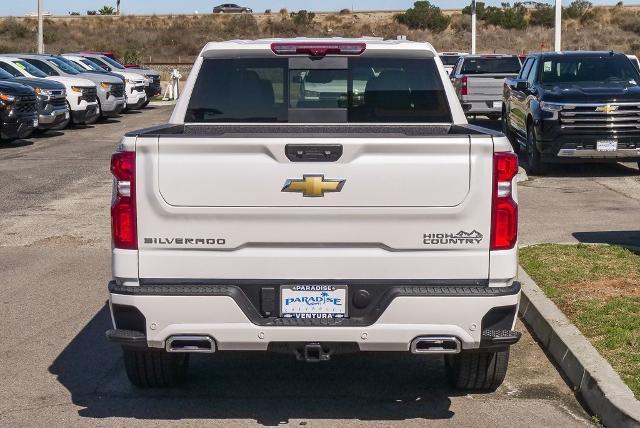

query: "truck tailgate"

left=466, top=74, right=515, bottom=97
left=135, top=131, right=495, bottom=279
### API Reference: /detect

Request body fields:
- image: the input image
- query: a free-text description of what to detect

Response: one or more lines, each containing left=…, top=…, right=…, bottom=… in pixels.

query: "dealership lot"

left=3, top=107, right=639, bottom=426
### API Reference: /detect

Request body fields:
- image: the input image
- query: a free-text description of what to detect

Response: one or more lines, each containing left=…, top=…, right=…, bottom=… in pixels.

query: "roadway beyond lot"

left=0, top=109, right=605, bottom=427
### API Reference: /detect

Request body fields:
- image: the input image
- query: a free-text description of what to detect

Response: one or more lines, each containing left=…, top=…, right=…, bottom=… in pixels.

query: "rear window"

left=185, top=57, right=452, bottom=123
left=440, top=55, right=461, bottom=66
left=461, top=57, right=521, bottom=74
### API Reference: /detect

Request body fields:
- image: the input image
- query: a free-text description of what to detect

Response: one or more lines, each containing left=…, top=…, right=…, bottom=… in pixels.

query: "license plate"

left=597, top=140, right=617, bottom=152
left=65, top=111, right=70, bottom=119
left=280, top=285, right=347, bottom=319
left=32, top=118, right=38, bottom=127
left=493, top=101, right=502, bottom=109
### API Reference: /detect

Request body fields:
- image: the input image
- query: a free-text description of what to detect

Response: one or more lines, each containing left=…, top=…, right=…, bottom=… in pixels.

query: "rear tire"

left=445, top=349, right=510, bottom=392
left=142, top=99, right=151, bottom=108
left=123, top=348, right=189, bottom=388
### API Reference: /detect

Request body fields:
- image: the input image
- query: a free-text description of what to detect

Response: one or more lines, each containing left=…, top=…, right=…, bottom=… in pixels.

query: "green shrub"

left=563, top=0, right=592, bottom=19
left=290, top=10, right=316, bottom=27
left=483, top=3, right=527, bottom=30
left=122, top=48, right=143, bottom=64
left=395, top=1, right=451, bottom=33
left=223, top=14, right=259, bottom=38
left=462, top=1, right=487, bottom=19
left=0, top=18, right=30, bottom=39
left=529, top=4, right=555, bottom=28
left=339, top=8, right=351, bottom=15
left=98, top=6, right=116, bottom=15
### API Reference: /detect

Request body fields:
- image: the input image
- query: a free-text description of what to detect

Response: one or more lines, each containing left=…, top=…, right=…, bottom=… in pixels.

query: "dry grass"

left=2, top=7, right=640, bottom=63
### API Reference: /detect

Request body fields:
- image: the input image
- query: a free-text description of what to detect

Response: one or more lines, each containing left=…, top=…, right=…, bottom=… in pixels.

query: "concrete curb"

left=518, top=267, right=640, bottom=427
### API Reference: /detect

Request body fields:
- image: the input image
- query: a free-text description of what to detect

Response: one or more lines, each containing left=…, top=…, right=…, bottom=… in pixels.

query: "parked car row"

left=0, top=52, right=161, bottom=143
left=440, top=50, right=640, bottom=174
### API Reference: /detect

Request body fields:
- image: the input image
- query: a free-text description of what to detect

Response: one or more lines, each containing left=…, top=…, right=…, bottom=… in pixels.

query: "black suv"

left=0, top=80, right=38, bottom=141
left=503, top=51, right=640, bottom=174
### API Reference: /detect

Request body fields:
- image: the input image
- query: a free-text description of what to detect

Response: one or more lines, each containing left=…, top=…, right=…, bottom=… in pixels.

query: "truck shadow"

left=49, top=304, right=456, bottom=425
left=524, top=162, right=640, bottom=178
left=0, top=139, right=33, bottom=149
left=573, top=230, right=640, bottom=249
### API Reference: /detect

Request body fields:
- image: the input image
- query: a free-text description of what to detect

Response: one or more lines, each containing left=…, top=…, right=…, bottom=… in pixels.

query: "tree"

left=563, top=0, right=592, bottom=19
left=395, top=1, right=451, bottom=33
left=529, top=3, right=555, bottom=27
left=462, top=1, right=486, bottom=19
left=98, top=6, right=116, bottom=15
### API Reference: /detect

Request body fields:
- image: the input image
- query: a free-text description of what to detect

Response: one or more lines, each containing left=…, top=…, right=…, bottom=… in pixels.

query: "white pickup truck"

left=451, top=54, right=522, bottom=120
left=107, top=38, right=521, bottom=391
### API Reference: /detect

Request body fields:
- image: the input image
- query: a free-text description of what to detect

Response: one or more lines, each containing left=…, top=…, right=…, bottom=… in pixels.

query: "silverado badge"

left=596, top=105, right=619, bottom=114
left=282, top=175, right=345, bottom=197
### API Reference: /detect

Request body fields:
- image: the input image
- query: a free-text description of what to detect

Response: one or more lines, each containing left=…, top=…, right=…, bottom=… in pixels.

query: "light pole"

left=554, top=0, right=561, bottom=52
left=37, top=0, right=44, bottom=53
left=471, top=0, right=477, bottom=54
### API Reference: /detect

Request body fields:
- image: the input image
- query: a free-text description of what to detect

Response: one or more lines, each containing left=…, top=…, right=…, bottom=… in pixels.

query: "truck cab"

left=107, top=38, right=520, bottom=391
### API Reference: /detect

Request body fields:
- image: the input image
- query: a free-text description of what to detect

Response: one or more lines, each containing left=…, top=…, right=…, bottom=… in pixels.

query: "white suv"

left=0, top=56, right=99, bottom=127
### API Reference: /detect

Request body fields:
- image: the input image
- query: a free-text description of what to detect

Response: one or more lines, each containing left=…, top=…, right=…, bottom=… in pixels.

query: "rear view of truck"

left=107, top=39, right=520, bottom=391
left=452, top=54, right=522, bottom=120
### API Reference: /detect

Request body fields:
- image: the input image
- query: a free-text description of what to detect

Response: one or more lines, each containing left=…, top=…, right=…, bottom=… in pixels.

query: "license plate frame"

left=280, top=285, right=348, bottom=319
left=597, top=140, right=618, bottom=152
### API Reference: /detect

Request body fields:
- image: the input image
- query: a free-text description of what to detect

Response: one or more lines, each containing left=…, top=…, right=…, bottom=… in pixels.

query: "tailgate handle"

left=285, top=144, right=343, bottom=162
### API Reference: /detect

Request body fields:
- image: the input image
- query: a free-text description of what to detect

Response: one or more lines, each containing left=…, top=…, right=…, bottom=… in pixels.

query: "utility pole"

left=471, top=0, right=477, bottom=54
left=554, top=0, right=561, bottom=52
left=37, top=0, right=44, bottom=53
left=117, top=0, right=121, bottom=15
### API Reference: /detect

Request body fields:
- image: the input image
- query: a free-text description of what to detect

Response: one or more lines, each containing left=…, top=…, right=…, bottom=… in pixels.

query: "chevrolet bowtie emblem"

left=596, top=105, right=619, bottom=114
left=282, top=175, right=345, bottom=197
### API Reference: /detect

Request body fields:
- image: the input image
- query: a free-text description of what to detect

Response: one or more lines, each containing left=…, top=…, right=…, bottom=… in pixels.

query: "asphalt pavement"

left=0, top=109, right=611, bottom=426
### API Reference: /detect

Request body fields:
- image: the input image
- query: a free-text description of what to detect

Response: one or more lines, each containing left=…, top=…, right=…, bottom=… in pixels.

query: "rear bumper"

left=461, top=99, right=503, bottom=115
left=108, top=280, right=521, bottom=352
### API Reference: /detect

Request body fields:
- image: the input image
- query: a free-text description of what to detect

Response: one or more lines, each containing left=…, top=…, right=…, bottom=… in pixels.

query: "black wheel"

left=488, top=113, right=501, bottom=121
left=501, top=110, right=519, bottom=153
left=525, top=124, right=547, bottom=175
left=142, top=99, right=151, bottom=108
left=445, top=349, right=510, bottom=392
left=123, top=348, right=189, bottom=388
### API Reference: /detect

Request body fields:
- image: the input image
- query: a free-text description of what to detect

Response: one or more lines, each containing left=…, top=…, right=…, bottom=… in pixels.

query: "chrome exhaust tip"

left=410, top=336, right=461, bottom=354
left=165, top=335, right=216, bottom=353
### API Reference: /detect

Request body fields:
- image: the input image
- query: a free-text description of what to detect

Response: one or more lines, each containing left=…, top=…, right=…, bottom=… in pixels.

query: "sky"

left=1, top=0, right=627, bottom=16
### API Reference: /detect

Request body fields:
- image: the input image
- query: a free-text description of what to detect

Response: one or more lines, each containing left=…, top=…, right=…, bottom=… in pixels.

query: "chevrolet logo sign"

left=596, top=105, right=619, bottom=114
left=282, top=175, right=345, bottom=197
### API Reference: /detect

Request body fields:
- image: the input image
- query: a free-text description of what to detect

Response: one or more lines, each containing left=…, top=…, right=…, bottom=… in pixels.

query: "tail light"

left=271, top=42, right=366, bottom=57
left=461, top=75, right=468, bottom=96
left=111, top=151, right=137, bottom=249
left=491, top=152, right=518, bottom=250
